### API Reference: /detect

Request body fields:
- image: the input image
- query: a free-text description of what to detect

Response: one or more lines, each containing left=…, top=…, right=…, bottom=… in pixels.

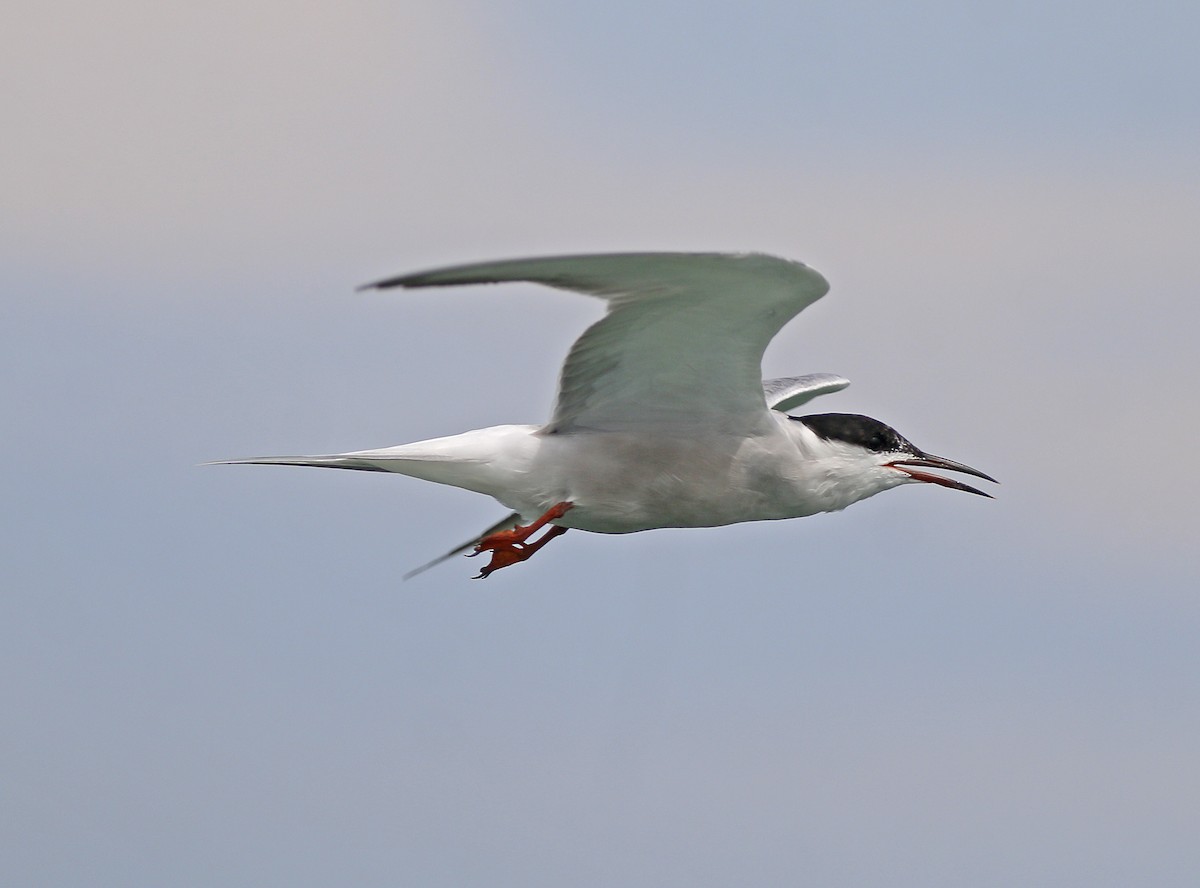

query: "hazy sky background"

left=3, top=2, right=1198, bottom=886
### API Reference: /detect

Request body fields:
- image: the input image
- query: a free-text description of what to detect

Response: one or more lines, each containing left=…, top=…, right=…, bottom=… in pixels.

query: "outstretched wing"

left=363, top=252, right=830, bottom=434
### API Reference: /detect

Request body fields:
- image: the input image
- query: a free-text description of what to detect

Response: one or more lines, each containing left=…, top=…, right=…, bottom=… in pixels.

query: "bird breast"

left=515, top=423, right=827, bottom=534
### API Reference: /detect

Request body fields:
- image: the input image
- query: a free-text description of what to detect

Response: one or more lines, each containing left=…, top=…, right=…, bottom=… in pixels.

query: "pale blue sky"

left=3, top=2, right=1198, bottom=886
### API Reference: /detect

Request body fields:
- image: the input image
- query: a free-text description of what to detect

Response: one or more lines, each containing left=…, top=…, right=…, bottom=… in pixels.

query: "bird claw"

left=469, top=502, right=573, bottom=578
left=471, top=544, right=532, bottom=579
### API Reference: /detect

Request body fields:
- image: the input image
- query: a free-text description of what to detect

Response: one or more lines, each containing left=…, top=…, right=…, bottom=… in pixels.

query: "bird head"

left=790, top=413, right=997, bottom=507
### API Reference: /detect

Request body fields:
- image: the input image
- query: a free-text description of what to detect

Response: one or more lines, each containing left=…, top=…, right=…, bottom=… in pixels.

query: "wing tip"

left=357, top=276, right=406, bottom=292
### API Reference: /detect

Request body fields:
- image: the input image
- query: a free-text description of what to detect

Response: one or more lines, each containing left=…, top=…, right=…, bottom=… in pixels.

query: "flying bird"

left=213, top=252, right=995, bottom=578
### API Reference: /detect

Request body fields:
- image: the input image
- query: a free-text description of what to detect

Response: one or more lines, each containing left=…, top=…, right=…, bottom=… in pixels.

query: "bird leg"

left=469, top=502, right=574, bottom=579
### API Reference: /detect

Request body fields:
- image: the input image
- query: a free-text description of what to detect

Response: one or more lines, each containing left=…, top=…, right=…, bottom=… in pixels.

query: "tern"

left=214, top=252, right=995, bottom=578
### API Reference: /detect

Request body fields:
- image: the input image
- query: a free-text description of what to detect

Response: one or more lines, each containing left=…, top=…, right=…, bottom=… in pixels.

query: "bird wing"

left=762, top=373, right=850, bottom=412
left=364, top=252, right=830, bottom=434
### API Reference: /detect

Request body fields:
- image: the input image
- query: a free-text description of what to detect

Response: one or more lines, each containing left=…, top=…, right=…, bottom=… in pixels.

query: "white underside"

left=326, top=413, right=908, bottom=534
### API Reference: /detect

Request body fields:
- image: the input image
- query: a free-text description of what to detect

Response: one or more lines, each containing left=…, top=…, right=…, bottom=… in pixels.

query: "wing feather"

left=762, top=374, right=850, bottom=412
left=364, top=252, right=830, bottom=433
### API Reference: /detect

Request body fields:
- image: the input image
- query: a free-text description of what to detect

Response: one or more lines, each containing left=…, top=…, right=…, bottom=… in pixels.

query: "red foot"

left=470, top=502, right=573, bottom=578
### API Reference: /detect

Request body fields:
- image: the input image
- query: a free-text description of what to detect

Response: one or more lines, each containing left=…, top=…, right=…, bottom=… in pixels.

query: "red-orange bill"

left=887, top=454, right=997, bottom=498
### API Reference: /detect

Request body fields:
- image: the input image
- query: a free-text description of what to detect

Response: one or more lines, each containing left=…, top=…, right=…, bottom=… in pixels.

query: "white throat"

left=784, top=421, right=910, bottom=514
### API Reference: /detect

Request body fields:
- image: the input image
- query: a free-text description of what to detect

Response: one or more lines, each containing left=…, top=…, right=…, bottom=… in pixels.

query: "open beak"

left=887, top=453, right=997, bottom=498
